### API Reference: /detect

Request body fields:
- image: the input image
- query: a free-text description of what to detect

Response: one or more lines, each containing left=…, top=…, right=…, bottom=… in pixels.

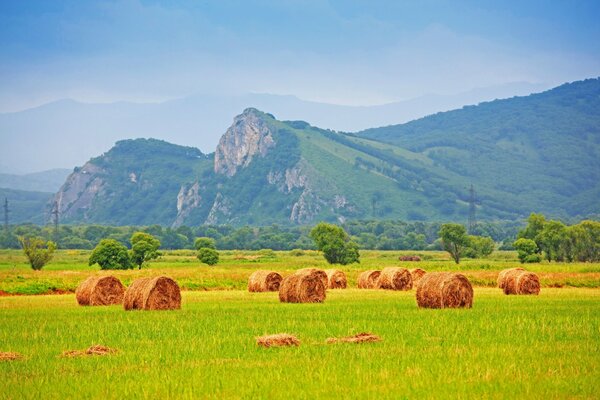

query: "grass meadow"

left=1, top=250, right=599, bottom=399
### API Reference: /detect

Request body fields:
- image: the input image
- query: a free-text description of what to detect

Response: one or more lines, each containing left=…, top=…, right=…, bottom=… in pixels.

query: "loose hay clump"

left=497, top=267, right=525, bottom=289
left=279, top=269, right=326, bottom=303
left=324, top=269, right=347, bottom=289
left=377, top=267, right=413, bottom=290
left=256, top=333, right=300, bottom=348
left=62, top=345, right=118, bottom=358
left=503, top=269, right=541, bottom=295
left=75, top=276, right=125, bottom=306
left=416, top=272, right=473, bottom=309
left=326, top=332, right=381, bottom=344
left=0, top=352, right=23, bottom=361
left=409, top=268, right=427, bottom=285
left=248, top=270, right=283, bottom=292
left=123, top=276, right=181, bottom=311
left=399, top=255, right=421, bottom=261
left=358, top=270, right=381, bottom=289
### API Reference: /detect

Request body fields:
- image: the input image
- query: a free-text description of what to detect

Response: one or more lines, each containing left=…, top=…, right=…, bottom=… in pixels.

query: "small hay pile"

left=324, top=269, right=347, bottom=289
left=0, top=352, right=22, bottom=361
left=502, top=269, right=541, bottom=295
left=123, top=276, right=181, bottom=311
left=357, top=270, right=381, bottom=289
left=326, top=332, right=381, bottom=344
left=399, top=255, right=421, bottom=261
left=409, top=268, right=427, bottom=285
left=416, top=272, right=473, bottom=309
left=279, top=269, right=326, bottom=303
left=248, top=270, right=283, bottom=292
left=61, top=345, right=117, bottom=358
left=256, top=333, right=300, bottom=348
left=75, top=276, right=125, bottom=306
left=377, top=267, right=413, bottom=290
left=497, top=267, right=525, bottom=289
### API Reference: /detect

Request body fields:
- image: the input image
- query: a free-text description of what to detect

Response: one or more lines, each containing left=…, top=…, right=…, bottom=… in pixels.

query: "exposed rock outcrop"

left=205, top=193, right=233, bottom=225
left=172, top=182, right=201, bottom=228
left=53, top=162, right=105, bottom=220
left=214, top=108, right=275, bottom=177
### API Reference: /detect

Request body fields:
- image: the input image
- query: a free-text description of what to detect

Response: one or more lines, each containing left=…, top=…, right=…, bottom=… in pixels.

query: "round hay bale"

left=123, top=276, right=181, bottom=311
left=324, top=269, right=347, bottom=289
left=248, top=270, right=283, bottom=292
left=503, top=269, right=540, bottom=295
left=416, top=272, right=473, bottom=309
left=377, top=267, right=413, bottom=290
left=358, top=270, right=381, bottom=289
left=279, top=270, right=326, bottom=303
left=497, top=267, right=525, bottom=289
left=75, top=276, right=125, bottom=306
left=297, top=268, right=328, bottom=287
left=399, top=255, right=421, bottom=261
left=409, top=268, right=427, bottom=285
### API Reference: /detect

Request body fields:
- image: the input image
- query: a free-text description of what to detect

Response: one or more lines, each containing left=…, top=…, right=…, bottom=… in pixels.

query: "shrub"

left=194, top=237, right=216, bottom=250
left=198, top=247, right=219, bottom=265
left=524, top=254, right=542, bottom=263
left=18, top=236, right=56, bottom=271
left=514, top=238, right=538, bottom=263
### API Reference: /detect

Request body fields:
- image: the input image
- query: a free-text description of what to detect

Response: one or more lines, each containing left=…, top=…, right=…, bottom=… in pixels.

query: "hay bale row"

left=358, top=270, right=381, bottom=289
left=377, top=267, right=413, bottom=290
left=279, top=269, right=326, bottom=303
left=324, top=269, right=347, bottom=289
left=416, top=272, right=473, bottom=309
left=75, top=276, right=125, bottom=306
left=248, top=270, right=283, bottom=292
left=123, top=276, right=181, bottom=310
left=502, top=269, right=540, bottom=295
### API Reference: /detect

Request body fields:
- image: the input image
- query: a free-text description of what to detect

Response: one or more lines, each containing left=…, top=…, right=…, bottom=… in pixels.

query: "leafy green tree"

left=439, top=223, right=470, bottom=264
left=194, top=237, right=216, bottom=250
left=18, top=236, right=56, bottom=270
left=309, top=222, right=360, bottom=265
left=569, top=221, right=600, bottom=262
left=536, top=220, right=567, bottom=261
left=130, top=232, right=161, bottom=269
left=518, top=213, right=546, bottom=246
left=197, top=247, right=219, bottom=265
left=464, top=235, right=495, bottom=258
left=513, top=238, right=538, bottom=263
left=89, top=239, right=132, bottom=270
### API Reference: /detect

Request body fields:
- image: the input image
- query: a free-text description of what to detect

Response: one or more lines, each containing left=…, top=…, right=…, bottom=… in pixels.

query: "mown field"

left=1, top=249, right=599, bottom=295
left=1, top=288, right=599, bottom=399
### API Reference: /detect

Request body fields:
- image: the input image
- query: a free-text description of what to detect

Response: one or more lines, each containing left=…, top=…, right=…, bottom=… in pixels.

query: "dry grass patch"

left=326, top=332, right=381, bottom=344
left=256, top=334, right=300, bottom=348
left=61, top=345, right=118, bottom=358
left=0, top=351, right=23, bottom=361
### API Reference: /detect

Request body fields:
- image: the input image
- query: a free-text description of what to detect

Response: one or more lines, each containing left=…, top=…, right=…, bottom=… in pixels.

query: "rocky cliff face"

left=53, top=162, right=105, bottom=219
left=214, top=108, right=275, bottom=176
left=172, top=181, right=202, bottom=228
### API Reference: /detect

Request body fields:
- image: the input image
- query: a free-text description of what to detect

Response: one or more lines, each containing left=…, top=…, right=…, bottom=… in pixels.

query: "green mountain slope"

left=359, top=78, right=600, bottom=220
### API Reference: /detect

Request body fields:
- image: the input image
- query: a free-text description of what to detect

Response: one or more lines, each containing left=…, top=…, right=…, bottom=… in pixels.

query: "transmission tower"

left=467, top=185, right=477, bottom=233
left=3, top=197, right=9, bottom=233
left=51, top=201, right=60, bottom=240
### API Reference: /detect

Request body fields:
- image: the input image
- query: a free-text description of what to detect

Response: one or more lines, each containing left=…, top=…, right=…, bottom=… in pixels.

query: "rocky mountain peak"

left=214, top=108, right=276, bottom=176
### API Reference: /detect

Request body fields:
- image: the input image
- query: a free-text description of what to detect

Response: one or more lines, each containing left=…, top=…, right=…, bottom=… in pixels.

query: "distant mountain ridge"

left=0, top=169, right=71, bottom=192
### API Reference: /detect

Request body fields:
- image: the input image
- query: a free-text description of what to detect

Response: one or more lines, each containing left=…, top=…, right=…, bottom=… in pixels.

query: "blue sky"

left=1, top=0, right=599, bottom=111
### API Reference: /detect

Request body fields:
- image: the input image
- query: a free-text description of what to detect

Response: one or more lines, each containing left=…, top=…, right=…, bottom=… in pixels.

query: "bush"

left=18, top=236, right=56, bottom=271
left=198, top=247, right=219, bottom=265
left=194, top=237, right=216, bottom=250
left=514, top=238, right=538, bottom=263
left=524, top=254, right=542, bottom=263
left=89, top=239, right=132, bottom=270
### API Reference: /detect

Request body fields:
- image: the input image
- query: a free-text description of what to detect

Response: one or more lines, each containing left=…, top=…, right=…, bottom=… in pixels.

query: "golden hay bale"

left=61, top=345, right=118, bottom=358
left=358, top=270, right=381, bottom=289
left=409, top=268, right=427, bottom=285
left=377, top=267, right=413, bottom=290
left=123, top=276, right=181, bottom=311
left=297, top=268, right=328, bottom=287
left=503, top=269, right=541, bottom=295
left=75, top=276, right=125, bottom=306
left=248, top=270, right=283, bottom=292
left=497, top=267, right=525, bottom=289
left=324, top=269, right=347, bottom=289
left=279, top=270, right=326, bottom=303
left=256, top=333, right=300, bottom=348
left=326, top=332, right=381, bottom=344
left=0, top=352, right=22, bottom=361
left=416, top=272, right=473, bottom=309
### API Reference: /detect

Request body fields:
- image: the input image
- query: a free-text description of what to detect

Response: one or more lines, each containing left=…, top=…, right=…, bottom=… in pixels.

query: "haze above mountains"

left=0, top=81, right=546, bottom=174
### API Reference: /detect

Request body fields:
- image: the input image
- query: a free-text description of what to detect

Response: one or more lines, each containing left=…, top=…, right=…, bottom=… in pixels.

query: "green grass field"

left=1, top=250, right=599, bottom=399
left=1, top=288, right=599, bottom=399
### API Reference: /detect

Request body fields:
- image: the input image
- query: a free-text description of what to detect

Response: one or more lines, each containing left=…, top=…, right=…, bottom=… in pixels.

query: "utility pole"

left=467, top=185, right=477, bottom=234
left=51, top=201, right=59, bottom=241
left=3, top=197, right=9, bottom=233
